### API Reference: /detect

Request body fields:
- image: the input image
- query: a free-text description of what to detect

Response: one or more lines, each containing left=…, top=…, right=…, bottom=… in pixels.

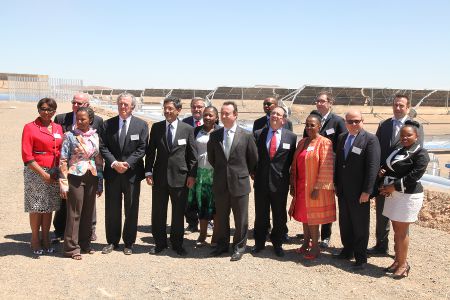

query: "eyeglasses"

left=346, top=120, right=362, bottom=125
left=263, top=102, right=275, bottom=106
left=39, top=108, right=55, bottom=113
left=315, top=100, right=328, bottom=104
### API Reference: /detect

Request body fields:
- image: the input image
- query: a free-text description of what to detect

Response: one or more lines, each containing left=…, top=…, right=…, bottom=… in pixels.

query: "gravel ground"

left=1, top=101, right=449, bottom=299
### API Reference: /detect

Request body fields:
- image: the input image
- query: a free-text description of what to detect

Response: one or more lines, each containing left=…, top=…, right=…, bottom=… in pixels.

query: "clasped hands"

left=113, top=161, right=130, bottom=174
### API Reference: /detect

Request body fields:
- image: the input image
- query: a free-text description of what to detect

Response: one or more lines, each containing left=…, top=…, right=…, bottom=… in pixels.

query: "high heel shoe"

left=393, top=263, right=410, bottom=279
left=384, top=261, right=398, bottom=273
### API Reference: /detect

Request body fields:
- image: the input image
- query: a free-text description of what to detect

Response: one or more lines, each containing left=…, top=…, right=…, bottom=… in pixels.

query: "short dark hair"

left=394, top=94, right=410, bottom=107
left=222, top=101, right=238, bottom=113
left=404, top=120, right=420, bottom=135
left=37, top=97, right=57, bottom=110
left=164, top=96, right=182, bottom=110
left=77, top=106, right=95, bottom=124
left=307, top=111, right=322, bottom=125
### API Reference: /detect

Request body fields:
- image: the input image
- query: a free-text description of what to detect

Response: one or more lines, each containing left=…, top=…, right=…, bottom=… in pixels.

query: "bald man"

left=334, top=110, right=380, bottom=270
left=52, top=93, right=104, bottom=242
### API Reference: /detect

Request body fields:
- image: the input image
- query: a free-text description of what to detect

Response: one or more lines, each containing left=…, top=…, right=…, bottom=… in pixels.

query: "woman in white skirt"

left=378, top=120, right=429, bottom=279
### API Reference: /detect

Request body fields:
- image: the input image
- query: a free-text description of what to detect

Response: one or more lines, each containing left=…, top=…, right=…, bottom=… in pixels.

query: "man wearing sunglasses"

left=334, top=110, right=380, bottom=270
left=302, top=92, right=347, bottom=248
left=52, top=93, right=104, bottom=243
left=252, top=97, right=293, bottom=133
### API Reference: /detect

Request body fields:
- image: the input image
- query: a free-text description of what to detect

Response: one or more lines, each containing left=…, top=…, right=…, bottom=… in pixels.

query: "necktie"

left=224, top=130, right=232, bottom=159
left=195, top=120, right=201, bottom=127
left=119, top=119, right=127, bottom=150
left=344, top=134, right=355, bottom=159
left=269, top=130, right=277, bottom=159
left=167, top=124, right=173, bottom=150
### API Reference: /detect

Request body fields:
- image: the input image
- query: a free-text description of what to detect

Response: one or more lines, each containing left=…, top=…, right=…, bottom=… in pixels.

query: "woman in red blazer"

left=21, top=98, right=63, bottom=255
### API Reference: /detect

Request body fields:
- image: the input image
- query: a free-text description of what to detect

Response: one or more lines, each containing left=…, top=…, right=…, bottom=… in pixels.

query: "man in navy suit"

left=367, top=94, right=424, bottom=255
left=252, top=97, right=293, bottom=132
left=252, top=106, right=297, bottom=257
left=52, top=93, right=103, bottom=243
left=334, top=110, right=380, bottom=270
left=302, top=92, right=347, bottom=248
left=100, top=93, right=149, bottom=255
left=182, top=97, right=206, bottom=233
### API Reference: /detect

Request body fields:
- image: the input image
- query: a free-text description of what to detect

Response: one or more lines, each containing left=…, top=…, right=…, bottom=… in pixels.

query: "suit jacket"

left=252, top=115, right=293, bottom=132
left=145, top=119, right=197, bottom=188
left=182, top=116, right=196, bottom=127
left=334, top=129, right=380, bottom=203
left=100, top=115, right=149, bottom=183
left=54, top=111, right=104, bottom=135
left=253, top=127, right=297, bottom=193
left=376, top=116, right=424, bottom=165
left=303, top=112, right=346, bottom=153
left=207, top=126, right=258, bottom=197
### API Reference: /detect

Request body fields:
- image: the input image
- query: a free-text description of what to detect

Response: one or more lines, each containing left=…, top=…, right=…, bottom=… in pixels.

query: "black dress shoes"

left=352, top=261, right=367, bottom=270
left=174, top=247, right=187, bottom=256
left=332, top=251, right=354, bottom=260
left=319, top=238, right=330, bottom=248
left=274, top=247, right=285, bottom=257
left=282, top=234, right=290, bottom=243
left=102, top=244, right=118, bottom=254
left=230, top=251, right=244, bottom=261
left=149, top=246, right=167, bottom=255
left=123, top=245, right=133, bottom=255
left=367, top=246, right=388, bottom=256
left=251, top=245, right=265, bottom=254
left=210, top=248, right=228, bottom=257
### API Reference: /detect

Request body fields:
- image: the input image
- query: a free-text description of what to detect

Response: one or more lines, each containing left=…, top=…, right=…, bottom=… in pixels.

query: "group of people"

left=21, top=91, right=429, bottom=279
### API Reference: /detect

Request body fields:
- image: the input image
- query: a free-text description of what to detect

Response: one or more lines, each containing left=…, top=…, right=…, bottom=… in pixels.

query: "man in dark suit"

left=367, top=94, right=425, bottom=255
left=252, top=97, right=293, bottom=132
left=100, top=93, right=149, bottom=255
left=334, top=110, right=380, bottom=270
left=181, top=97, right=206, bottom=233
left=302, top=92, right=347, bottom=248
left=146, top=96, right=197, bottom=256
left=52, top=93, right=104, bottom=243
left=207, top=101, right=258, bottom=261
left=252, top=106, right=297, bottom=257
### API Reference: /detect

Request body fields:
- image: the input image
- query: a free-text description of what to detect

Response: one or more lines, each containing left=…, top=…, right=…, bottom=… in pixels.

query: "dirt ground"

left=0, top=101, right=449, bottom=299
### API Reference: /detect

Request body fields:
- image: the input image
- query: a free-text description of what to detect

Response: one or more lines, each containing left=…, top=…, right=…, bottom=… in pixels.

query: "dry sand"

left=0, top=101, right=449, bottom=299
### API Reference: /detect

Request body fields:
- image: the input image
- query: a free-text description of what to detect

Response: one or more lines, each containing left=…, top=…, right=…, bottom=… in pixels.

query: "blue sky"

left=2, top=0, right=449, bottom=90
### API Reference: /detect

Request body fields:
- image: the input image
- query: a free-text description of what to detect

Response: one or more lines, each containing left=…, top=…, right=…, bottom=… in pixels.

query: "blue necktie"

left=167, top=124, right=173, bottom=150
left=344, top=135, right=355, bottom=159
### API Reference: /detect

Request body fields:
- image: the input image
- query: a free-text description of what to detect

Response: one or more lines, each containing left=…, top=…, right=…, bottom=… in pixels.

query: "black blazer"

left=145, top=119, right=197, bottom=188
left=252, top=115, right=293, bottom=133
left=54, top=111, right=104, bottom=135
left=194, top=124, right=221, bottom=138
left=376, top=117, right=424, bottom=165
left=100, top=115, right=149, bottom=183
left=303, top=112, right=346, bottom=153
left=334, top=129, right=380, bottom=203
left=381, top=143, right=429, bottom=194
left=253, top=127, right=297, bottom=193
left=207, top=126, right=258, bottom=197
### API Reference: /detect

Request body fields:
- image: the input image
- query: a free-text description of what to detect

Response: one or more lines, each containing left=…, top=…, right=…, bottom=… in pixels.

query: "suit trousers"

left=184, top=202, right=199, bottom=228
left=338, top=197, right=370, bottom=263
left=152, top=185, right=187, bottom=250
left=254, top=189, right=287, bottom=248
left=375, top=195, right=390, bottom=250
left=63, top=172, right=97, bottom=256
left=320, top=223, right=332, bottom=240
left=215, top=190, right=249, bottom=253
left=105, top=174, right=141, bottom=246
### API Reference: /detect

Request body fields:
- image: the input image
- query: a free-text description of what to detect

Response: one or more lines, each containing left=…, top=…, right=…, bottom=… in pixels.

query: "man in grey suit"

left=146, top=96, right=197, bottom=256
left=207, top=101, right=258, bottom=261
left=52, top=92, right=103, bottom=243
left=367, top=94, right=424, bottom=255
left=100, top=93, right=149, bottom=255
left=334, top=110, right=380, bottom=270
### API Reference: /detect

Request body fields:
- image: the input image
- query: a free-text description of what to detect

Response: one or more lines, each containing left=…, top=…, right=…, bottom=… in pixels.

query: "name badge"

left=325, top=128, right=335, bottom=135
left=352, top=147, right=362, bottom=155
left=54, top=133, right=61, bottom=139
left=282, top=143, right=291, bottom=150
left=394, top=154, right=405, bottom=160
left=130, top=134, right=139, bottom=141
left=307, top=146, right=314, bottom=152
left=178, top=139, right=187, bottom=145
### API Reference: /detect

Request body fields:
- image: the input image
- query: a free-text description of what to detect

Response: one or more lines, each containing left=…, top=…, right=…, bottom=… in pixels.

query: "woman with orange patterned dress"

left=289, top=112, right=336, bottom=260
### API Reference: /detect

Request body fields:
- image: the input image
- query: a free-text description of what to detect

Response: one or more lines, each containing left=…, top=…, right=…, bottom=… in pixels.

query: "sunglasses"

left=39, top=108, right=55, bottom=113
left=263, top=102, right=275, bottom=106
left=346, top=120, right=362, bottom=125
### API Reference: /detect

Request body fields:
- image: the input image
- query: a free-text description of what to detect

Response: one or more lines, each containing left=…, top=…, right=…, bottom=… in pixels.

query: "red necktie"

left=269, top=130, right=277, bottom=159
left=195, top=120, right=201, bottom=127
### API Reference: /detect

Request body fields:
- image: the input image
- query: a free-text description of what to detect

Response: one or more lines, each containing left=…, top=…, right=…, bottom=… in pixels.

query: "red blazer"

left=22, top=118, right=64, bottom=168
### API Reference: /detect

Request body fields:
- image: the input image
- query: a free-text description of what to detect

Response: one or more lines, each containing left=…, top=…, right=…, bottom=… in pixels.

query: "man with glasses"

left=302, top=92, right=347, bottom=248
left=334, top=110, right=380, bottom=270
left=52, top=93, right=104, bottom=243
left=367, top=94, right=424, bottom=256
left=252, top=97, right=293, bottom=133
